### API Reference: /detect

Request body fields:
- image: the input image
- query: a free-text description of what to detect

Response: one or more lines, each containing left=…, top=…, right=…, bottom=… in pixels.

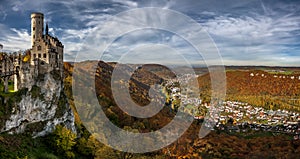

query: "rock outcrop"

left=0, top=70, right=76, bottom=137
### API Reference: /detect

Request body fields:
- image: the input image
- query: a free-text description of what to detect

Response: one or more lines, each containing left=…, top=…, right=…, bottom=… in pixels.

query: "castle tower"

left=29, top=12, right=64, bottom=78
left=31, top=13, right=44, bottom=47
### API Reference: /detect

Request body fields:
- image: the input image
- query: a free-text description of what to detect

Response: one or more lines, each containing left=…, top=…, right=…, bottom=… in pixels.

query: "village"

left=165, top=73, right=300, bottom=139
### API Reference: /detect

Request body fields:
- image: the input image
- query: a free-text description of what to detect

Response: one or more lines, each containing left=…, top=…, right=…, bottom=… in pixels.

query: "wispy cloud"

left=0, top=26, right=31, bottom=52
left=197, top=4, right=300, bottom=66
left=112, top=0, right=138, bottom=8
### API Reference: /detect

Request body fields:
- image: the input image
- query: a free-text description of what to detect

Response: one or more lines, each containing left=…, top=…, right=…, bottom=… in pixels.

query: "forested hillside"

left=199, top=70, right=300, bottom=111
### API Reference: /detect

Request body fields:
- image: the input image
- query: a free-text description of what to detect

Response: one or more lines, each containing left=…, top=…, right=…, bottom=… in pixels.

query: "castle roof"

left=31, top=12, right=44, bottom=15
left=40, top=34, right=64, bottom=48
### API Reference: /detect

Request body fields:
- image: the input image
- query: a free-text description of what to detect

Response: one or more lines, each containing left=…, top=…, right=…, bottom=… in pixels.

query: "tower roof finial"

left=45, top=22, right=49, bottom=35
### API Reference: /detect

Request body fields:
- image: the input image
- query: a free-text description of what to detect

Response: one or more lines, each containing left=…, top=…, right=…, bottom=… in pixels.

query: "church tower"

left=31, top=12, right=44, bottom=47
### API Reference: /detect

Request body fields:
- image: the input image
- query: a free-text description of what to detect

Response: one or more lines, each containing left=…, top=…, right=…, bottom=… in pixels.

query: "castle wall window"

left=33, top=27, right=35, bottom=31
left=38, top=54, right=41, bottom=58
left=43, top=53, right=46, bottom=58
left=38, top=46, right=41, bottom=50
left=33, top=54, right=36, bottom=58
left=33, top=35, right=35, bottom=39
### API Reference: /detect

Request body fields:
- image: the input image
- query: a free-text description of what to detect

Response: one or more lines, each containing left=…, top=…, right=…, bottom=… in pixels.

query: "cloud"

left=0, top=0, right=300, bottom=66
left=0, top=27, right=31, bottom=52
left=63, top=1, right=300, bottom=66
left=196, top=6, right=300, bottom=65
left=112, top=0, right=138, bottom=8
left=0, top=10, right=7, bottom=21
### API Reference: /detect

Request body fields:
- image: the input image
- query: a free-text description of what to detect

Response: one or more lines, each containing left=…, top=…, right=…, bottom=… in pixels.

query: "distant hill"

left=224, top=65, right=300, bottom=73
left=198, top=69, right=300, bottom=111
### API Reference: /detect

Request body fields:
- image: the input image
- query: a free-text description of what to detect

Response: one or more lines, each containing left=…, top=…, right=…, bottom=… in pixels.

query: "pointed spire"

left=45, top=22, right=49, bottom=35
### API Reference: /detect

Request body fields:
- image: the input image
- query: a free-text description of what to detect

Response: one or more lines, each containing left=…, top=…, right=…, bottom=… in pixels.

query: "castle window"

left=33, top=54, right=36, bottom=58
left=43, top=53, right=46, bottom=58
left=38, top=45, right=41, bottom=50
left=33, top=27, right=35, bottom=31
left=38, top=54, right=41, bottom=58
left=33, top=35, right=35, bottom=39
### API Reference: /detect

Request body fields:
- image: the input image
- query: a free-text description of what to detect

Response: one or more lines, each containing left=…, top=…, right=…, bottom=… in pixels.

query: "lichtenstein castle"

left=30, top=12, right=64, bottom=75
left=0, top=13, right=76, bottom=136
left=0, top=12, right=64, bottom=92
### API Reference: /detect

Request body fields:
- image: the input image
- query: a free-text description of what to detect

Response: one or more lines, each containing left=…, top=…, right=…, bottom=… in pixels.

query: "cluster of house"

left=164, top=74, right=201, bottom=113
left=211, top=101, right=300, bottom=125
left=163, top=73, right=300, bottom=139
left=250, top=72, right=300, bottom=80
left=202, top=101, right=300, bottom=139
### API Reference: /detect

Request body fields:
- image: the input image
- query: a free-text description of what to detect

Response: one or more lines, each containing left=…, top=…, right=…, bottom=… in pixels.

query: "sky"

left=0, top=0, right=300, bottom=66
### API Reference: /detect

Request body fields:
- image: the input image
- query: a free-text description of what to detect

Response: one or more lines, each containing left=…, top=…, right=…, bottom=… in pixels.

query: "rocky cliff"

left=0, top=70, right=76, bottom=137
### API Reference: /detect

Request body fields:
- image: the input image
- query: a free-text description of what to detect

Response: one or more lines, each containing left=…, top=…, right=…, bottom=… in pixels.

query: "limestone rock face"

left=1, top=71, right=76, bottom=137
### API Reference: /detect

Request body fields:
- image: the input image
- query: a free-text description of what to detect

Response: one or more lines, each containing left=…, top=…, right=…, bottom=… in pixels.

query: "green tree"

left=53, top=125, right=76, bottom=158
left=86, top=134, right=103, bottom=158
left=76, top=137, right=91, bottom=156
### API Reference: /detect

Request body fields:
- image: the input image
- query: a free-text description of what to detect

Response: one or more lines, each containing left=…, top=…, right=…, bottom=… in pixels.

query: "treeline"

left=0, top=124, right=165, bottom=159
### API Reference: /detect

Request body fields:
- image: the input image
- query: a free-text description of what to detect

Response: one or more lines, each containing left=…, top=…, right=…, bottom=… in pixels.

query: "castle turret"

left=31, top=12, right=44, bottom=47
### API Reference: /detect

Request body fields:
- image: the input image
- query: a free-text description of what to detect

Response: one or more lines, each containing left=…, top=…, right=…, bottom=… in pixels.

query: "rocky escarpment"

left=0, top=71, right=76, bottom=137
